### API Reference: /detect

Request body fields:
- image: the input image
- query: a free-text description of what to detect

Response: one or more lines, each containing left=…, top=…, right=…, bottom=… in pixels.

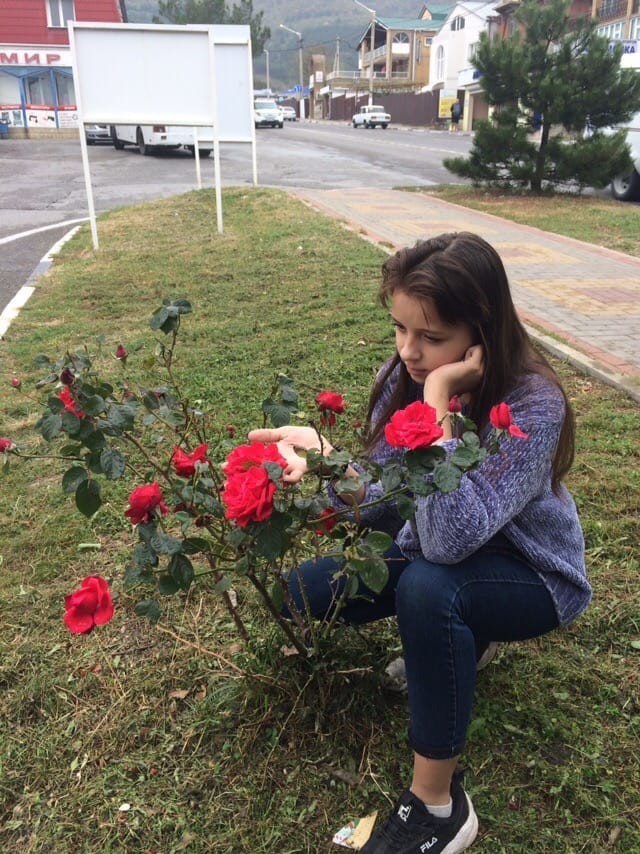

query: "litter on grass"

left=333, top=812, right=378, bottom=849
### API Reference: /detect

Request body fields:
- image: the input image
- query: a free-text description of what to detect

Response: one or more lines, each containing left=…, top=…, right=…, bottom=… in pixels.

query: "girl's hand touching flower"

left=248, top=426, right=334, bottom=484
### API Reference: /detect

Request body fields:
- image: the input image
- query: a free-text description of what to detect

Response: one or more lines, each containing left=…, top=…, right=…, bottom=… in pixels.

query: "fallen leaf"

left=169, top=688, right=189, bottom=700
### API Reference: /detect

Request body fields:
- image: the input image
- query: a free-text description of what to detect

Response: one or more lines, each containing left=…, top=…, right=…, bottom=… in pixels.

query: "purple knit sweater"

left=333, top=363, right=591, bottom=627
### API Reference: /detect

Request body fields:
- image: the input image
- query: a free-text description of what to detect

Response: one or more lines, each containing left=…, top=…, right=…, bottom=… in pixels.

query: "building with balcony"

left=593, top=0, right=640, bottom=43
left=325, top=5, right=454, bottom=94
left=0, top=0, right=126, bottom=135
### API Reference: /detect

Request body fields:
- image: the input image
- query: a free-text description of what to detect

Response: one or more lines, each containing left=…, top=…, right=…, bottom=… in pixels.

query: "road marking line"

left=0, top=225, right=82, bottom=338
left=0, top=217, right=89, bottom=246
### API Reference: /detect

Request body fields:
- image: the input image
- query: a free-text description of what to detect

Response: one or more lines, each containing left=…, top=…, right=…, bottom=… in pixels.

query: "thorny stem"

left=247, top=570, right=310, bottom=658
left=203, top=552, right=249, bottom=641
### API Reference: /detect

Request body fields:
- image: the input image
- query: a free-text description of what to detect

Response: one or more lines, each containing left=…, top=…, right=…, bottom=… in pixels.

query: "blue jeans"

left=287, top=534, right=559, bottom=759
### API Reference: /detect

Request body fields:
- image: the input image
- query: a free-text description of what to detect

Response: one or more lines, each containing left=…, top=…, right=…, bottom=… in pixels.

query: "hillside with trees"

left=124, top=0, right=423, bottom=89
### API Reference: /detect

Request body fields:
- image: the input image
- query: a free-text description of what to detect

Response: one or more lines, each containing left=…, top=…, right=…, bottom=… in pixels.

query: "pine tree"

left=444, top=0, right=640, bottom=192
left=155, top=0, right=270, bottom=55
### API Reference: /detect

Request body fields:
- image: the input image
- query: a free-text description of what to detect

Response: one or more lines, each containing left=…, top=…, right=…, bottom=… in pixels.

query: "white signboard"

left=69, top=23, right=256, bottom=247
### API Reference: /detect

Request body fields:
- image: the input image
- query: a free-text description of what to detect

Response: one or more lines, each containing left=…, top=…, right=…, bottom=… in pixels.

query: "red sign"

left=0, top=51, right=63, bottom=66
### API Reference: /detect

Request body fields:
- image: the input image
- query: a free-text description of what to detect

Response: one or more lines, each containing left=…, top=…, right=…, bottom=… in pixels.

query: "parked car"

left=85, top=124, right=110, bottom=144
left=109, top=125, right=212, bottom=157
left=352, top=105, right=391, bottom=129
left=610, top=111, right=640, bottom=201
left=254, top=99, right=283, bottom=128
left=280, top=105, right=297, bottom=122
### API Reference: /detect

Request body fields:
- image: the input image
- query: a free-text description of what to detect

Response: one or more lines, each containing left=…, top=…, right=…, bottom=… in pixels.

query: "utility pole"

left=264, top=48, right=270, bottom=93
left=354, top=0, right=376, bottom=106
left=280, top=23, right=305, bottom=120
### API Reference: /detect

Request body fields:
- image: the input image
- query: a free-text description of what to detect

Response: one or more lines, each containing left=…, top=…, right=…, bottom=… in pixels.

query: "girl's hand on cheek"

left=424, top=345, right=485, bottom=400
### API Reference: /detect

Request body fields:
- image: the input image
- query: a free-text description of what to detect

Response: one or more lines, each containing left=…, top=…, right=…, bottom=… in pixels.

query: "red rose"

left=60, top=367, right=75, bottom=386
left=171, top=443, right=210, bottom=477
left=115, top=344, right=128, bottom=361
left=316, top=390, right=347, bottom=427
left=223, top=441, right=286, bottom=478
left=58, top=386, right=85, bottom=419
left=226, top=424, right=236, bottom=438
left=222, top=466, right=277, bottom=528
left=384, top=401, right=444, bottom=450
left=64, top=575, right=114, bottom=635
left=489, top=403, right=528, bottom=439
left=124, top=482, right=169, bottom=525
left=0, top=437, right=16, bottom=453
left=314, top=508, right=337, bottom=535
left=11, top=376, right=20, bottom=389
left=448, top=395, right=462, bottom=413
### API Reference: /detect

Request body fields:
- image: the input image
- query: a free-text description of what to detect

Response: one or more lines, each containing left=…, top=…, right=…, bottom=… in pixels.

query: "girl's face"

left=391, top=290, right=474, bottom=384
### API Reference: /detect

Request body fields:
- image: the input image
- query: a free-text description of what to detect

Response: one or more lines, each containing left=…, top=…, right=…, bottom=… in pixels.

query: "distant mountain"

left=123, top=0, right=424, bottom=90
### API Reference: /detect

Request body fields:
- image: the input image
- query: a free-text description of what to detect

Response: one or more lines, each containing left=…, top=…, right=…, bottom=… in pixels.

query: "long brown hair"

left=365, top=233, right=575, bottom=488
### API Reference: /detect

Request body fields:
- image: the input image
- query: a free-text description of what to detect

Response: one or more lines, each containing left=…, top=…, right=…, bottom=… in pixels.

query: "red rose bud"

left=448, top=395, right=462, bottom=413
left=10, top=375, right=21, bottom=389
left=384, top=400, right=444, bottom=450
left=314, top=508, right=337, bottom=535
left=124, top=483, right=169, bottom=525
left=0, top=437, right=16, bottom=453
left=489, top=402, right=528, bottom=439
left=115, top=344, right=128, bottom=361
left=226, top=425, right=236, bottom=438
left=171, top=443, right=210, bottom=477
left=60, top=367, right=75, bottom=386
left=63, top=575, right=114, bottom=635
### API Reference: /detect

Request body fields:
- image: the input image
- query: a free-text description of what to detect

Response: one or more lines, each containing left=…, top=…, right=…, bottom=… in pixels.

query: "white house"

left=428, top=0, right=498, bottom=129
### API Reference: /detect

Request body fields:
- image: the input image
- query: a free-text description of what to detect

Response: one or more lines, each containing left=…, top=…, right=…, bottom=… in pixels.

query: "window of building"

left=436, top=45, right=445, bottom=80
left=55, top=73, right=75, bottom=106
left=27, top=74, right=54, bottom=105
left=425, top=37, right=433, bottom=46
left=467, top=42, right=477, bottom=62
left=630, top=16, right=640, bottom=39
left=47, top=0, right=75, bottom=28
left=450, top=16, right=465, bottom=31
left=596, top=21, right=624, bottom=38
left=393, top=32, right=410, bottom=43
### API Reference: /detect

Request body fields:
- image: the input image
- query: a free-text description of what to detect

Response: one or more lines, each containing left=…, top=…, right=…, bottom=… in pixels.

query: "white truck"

left=352, top=104, right=391, bottom=129
left=109, top=125, right=213, bottom=157
left=610, top=51, right=640, bottom=202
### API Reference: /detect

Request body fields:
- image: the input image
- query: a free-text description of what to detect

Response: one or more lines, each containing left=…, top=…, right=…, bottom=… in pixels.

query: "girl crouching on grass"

left=249, top=232, right=591, bottom=853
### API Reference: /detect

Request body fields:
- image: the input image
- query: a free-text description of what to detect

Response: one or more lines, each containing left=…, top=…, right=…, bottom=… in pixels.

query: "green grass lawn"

left=0, top=188, right=638, bottom=852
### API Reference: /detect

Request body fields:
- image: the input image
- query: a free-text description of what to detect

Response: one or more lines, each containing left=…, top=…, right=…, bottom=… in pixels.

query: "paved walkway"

left=295, top=188, right=640, bottom=403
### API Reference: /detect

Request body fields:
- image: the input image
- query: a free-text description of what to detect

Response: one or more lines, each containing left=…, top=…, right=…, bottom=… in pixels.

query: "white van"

left=109, top=125, right=213, bottom=157
left=610, top=51, right=640, bottom=201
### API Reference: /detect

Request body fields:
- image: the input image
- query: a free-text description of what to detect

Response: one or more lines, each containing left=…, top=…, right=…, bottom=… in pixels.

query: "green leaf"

left=171, top=298, right=192, bottom=314
left=450, top=445, right=484, bottom=469
left=135, top=598, right=161, bottom=623
left=100, top=448, right=126, bottom=480
left=130, top=542, right=159, bottom=568
left=81, top=428, right=106, bottom=452
left=261, top=398, right=293, bottom=428
left=123, top=563, right=154, bottom=589
left=61, top=411, right=83, bottom=436
left=363, top=530, right=393, bottom=554
left=269, top=581, right=284, bottom=612
left=80, top=395, right=106, bottom=416
left=235, top=555, right=250, bottom=576
left=62, top=466, right=88, bottom=494
left=158, top=574, right=180, bottom=595
left=167, top=553, right=195, bottom=591
left=354, top=556, right=389, bottom=595
left=182, top=536, right=209, bottom=554
left=107, top=402, right=137, bottom=432
left=461, top=431, right=481, bottom=448
left=38, top=411, right=62, bottom=441
left=433, top=461, right=463, bottom=493
left=254, top=514, right=293, bottom=561
left=150, top=305, right=170, bottom=330
left=75, top=479, right=102, bottom=517
left=396, top=494, right=416, bottom=520
left=150, top=532, right=183, bottom=555
left=215, top=574, right=234, bottom=595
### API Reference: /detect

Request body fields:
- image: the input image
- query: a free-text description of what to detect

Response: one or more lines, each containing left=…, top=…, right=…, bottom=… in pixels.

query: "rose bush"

left=3, top=298, right=526, bottom=659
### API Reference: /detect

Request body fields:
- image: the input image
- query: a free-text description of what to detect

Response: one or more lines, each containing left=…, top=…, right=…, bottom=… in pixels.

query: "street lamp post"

left=279, top=23, right=305, bottom=120
left=264, top=48, right=270, bottom=92
left=354, top=0, right=376, bottom=106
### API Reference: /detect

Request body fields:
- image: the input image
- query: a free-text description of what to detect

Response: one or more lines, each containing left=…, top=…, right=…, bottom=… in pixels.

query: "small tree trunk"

left=532, top=120, right=551, bottom=193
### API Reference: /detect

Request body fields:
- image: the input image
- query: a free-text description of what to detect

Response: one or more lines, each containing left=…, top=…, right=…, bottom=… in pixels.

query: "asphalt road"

left=1, top=121, right=471, bottom=311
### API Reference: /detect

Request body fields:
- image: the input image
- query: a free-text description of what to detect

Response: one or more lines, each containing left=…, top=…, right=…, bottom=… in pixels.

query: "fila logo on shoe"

left=397, top=804, right=412, bottom=822
left=420, top=838, right=438, bottom=852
